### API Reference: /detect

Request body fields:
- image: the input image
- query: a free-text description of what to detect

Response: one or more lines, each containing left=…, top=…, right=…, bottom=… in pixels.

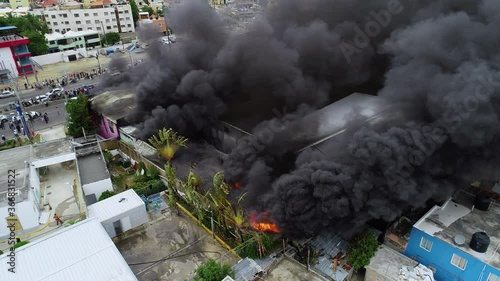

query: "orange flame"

left=250, top=212, right=282, bottom=233
left=233, top=182, right=242, bottom=189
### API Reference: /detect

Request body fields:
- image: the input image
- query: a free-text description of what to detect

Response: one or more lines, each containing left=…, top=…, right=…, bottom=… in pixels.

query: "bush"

left=132, top=179, right=166, bottom=197
left=103, top=150, right=113, bottom=164
left=13, top=240, right=29, bottom=249
left=236, top=233, right=277, bottom=259
left=99, top=190, right=116, bottom=201
left=194, top=259, right=235, bottom=281
left=148, top=166, right=161, bottom=180
left=347, top=231, right=380, bottom=270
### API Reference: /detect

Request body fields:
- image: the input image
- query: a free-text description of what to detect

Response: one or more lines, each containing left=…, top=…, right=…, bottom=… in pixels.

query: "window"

left=126, top=17, right=130, bottom=20
left=86, top=20, right=91, bottom=24
left=93, top=13, right=98, bottom=16
left=96, top=27, right=101, bottom=30
left=65, top=21, right=69, bottom=25
left=488, top=273, right=500, bottom=281
left=84, top=13, right=89, bottom=17
left=76, top=21, right=81, bottom=24
left=77, top=28, right=82, bottom=31
left=106, top=19, right=110, bottom=23
left=53, top=22, right=58, bottom=26
left=420, top=237, right=433, bottom=252
left=74, top=14, right=79, bottom=18
left=55, top=29, right=60, bottom=32
left=127, top=24, right=131, bottom=27
left=104, top=12, right=109, bottom=15
left=107, top=26, right=112, bottom=30
left=124, top=10, right=129, bottom=14
left=451, top=254, right=467, bottom=270
left=62, top=14, right=67, bottom=18
left=51, top=15, right=56, bottom=19
left=95, top=20, right=99, bottom=24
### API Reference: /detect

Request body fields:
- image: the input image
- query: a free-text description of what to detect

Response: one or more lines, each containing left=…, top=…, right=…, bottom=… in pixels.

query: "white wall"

left=32, top=153, right=76, bottom=168
left=100, top=204, right=148, bottom=238
left=83, top=178, right=113, bottom=200
left=30, top=6, right=135, bottom=34
left=0, top=47, right=18, bottom=76
left=31, top=52, right=64, bottom=66
left=29, top=165, right=41, bottom=208
left=0, top=199, right=39, bottom=239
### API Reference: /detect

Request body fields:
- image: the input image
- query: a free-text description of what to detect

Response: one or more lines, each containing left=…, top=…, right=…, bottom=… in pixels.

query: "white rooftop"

left=367, top=245, right=418, bottom=280
left=88, top=189, right=145, bottom=222
left=414, top=191, right=500, bottom=268
left=0, top=218, right=138, bottom=281
left=45, top=30, right=98, bottom=41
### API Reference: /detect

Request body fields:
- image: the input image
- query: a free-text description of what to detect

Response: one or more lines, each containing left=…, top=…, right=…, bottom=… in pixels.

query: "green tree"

left=141, top=6, right=154, bottom=16
left=103, top=32, right=121, bottom=45
left=99, top=190, right=116, bottom=201
left=129, top=0, right=140, bottom=26
left=0, top=14, right=49, bottom=56
left=347, top=232, right=380, bottom=270
left=66, top=94, right=96, bottom=138
left=194, top=259, right=235, bottom=281
left=148, top=128, right=188, bottom=163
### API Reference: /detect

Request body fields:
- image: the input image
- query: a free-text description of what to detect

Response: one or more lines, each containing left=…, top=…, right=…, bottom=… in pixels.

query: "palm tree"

left=164, top=164, right=178, bottom=214
left=148, top=128, right=188, bottom=163
left=224, top=194, right=247, bottom=243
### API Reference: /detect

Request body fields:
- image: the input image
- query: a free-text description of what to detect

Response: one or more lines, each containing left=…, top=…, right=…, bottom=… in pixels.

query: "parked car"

left=46, top=88, right=64, bottom=99
left=0, top=90, right=15, bottom=98
left=0, top=115, right=9, bottom=124
left=25, top=111, right=41, bottom=119
left=35, top=94, right=49, bottom=103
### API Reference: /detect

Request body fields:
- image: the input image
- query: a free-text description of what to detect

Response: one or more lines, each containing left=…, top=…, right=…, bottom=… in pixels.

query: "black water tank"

left=470, top=232, right=490, bottom=253
left=475, top=195, right=491, bottom=211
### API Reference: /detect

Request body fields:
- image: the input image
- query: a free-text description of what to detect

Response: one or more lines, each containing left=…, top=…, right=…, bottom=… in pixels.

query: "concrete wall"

left=100, top=203, right=148, bottom=238
left=405, top=227, right=500, bottom=281
left=31, top=48, right=89, bottom=66
left=82, top=178, right=113, bottom=201
left=29, top=165, right=41, bottom=208
left=31, top=52, right=64, bottom=66
left=0, top=198, right=39, bottom=239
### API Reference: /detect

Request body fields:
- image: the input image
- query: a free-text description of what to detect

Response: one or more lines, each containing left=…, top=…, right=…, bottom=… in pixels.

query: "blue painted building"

left=405, top=190, right=500, bottom=281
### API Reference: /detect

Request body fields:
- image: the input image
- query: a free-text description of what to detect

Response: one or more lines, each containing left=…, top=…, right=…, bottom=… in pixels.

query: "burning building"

left=96, top=0, right=500, bottom=238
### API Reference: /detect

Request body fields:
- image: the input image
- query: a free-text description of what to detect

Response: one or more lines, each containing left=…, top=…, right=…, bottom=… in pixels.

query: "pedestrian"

left=54, top=214, right=63, bottom=225
left=56, top=106, right=60, bottom=115
left=44, top=113, right=49, bottom=124
left=1, top=135, right=5, bottom=142
left=13, top=129, right=18, bottom=138
left=16, top=124, right=20, bottom=132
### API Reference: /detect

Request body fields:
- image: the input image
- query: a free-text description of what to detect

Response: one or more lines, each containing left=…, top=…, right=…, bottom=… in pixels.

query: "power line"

left=128, top=250, right=222, bottom=266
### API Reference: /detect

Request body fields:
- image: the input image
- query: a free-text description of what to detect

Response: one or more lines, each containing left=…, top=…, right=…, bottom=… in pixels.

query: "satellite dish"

left=454, top=235, right=466, bottom=245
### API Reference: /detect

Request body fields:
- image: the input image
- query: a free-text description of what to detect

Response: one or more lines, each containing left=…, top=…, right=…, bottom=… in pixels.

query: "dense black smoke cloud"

left=100, top=0, right=500, bottom=238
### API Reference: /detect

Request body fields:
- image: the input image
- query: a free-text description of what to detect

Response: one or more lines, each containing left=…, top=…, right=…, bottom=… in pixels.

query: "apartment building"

left=46, top=30, right=101, bottom=52
left=30, top=4, right=135, bottom=34
left=4, top=0, right=30, bottom=9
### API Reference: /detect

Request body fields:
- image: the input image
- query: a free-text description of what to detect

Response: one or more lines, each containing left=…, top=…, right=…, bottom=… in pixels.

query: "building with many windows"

left=0, top=25, right=33, bottom=80
left=405, top=190, right=500, bottom=281
left=30, top=4, right=135, bottom=34
left=46, top=30, right=101, bottom=52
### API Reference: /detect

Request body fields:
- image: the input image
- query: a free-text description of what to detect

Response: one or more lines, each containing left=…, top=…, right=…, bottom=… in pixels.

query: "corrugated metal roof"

left=88, top=190, right=146, bottom=222
left=0, top=219, right=138, bottom=281
left=233, top=257, right=262, bottom=281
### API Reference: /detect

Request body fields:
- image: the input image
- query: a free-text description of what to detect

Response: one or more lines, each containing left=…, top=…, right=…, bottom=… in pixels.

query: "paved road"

left=0, top=78, right=100, bottom=104
left=1, top=100, right=68, bottom=139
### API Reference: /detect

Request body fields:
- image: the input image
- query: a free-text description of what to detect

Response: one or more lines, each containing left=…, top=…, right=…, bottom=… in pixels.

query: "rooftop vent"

left=474, top=194, right=491, bottom=211
left=470, top=232, right=490, bottom=253
left=454, top=235, right=465, bottom=246
left=119, top=198, right=127, bottom=203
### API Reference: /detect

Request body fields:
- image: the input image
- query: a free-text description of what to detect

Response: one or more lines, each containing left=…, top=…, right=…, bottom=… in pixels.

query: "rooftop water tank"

left=470, top=232, right=490, bottom=253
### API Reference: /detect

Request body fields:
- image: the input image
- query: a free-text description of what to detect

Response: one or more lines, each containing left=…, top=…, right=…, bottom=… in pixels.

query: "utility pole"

left=95, top=53, right=102, bottom=72
left=8, top=73, right=32, bottom=140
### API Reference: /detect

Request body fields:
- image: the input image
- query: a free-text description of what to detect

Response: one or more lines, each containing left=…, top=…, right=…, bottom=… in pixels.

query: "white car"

left=0, top=91, right=15, bottom=98
left=0, top=115, right=8, bottom=124
left=35, top=94, right=49, bottom=102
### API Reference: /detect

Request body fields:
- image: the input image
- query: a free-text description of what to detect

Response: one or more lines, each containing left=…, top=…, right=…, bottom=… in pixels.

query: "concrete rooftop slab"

left=266, top=257, right=327, bottom=281
left=114, top=206, right=239, bottom=281
left=0, top=146, right=31, bottom=194
left=77, top=153, right=109, bottom=185
left=31, top=138, right=74, bottom=161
